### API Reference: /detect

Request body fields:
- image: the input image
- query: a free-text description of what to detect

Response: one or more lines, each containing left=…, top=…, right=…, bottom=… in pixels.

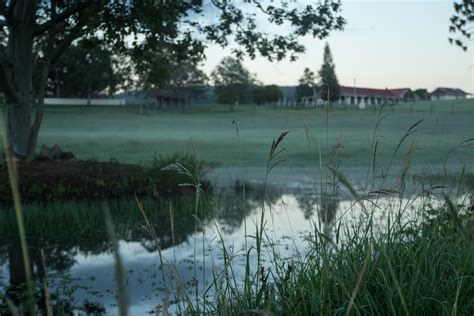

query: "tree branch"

left=8, top=0, right=19, bottom=14
left=50, top=21, right=86, bottom=69
left=0, top=0, right=17, bottom=24
left=33, top=0, right=93, bottom=37
left=29, top=19, right=57, bottom=158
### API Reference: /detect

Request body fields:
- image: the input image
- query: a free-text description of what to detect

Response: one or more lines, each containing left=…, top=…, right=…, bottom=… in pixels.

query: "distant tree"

left=212, top=57, right=255, bottom=105
left=48, top=38, right=123, bottom=99
left=295, top=68, right=317, bottom=102
left=166, top=61, right=209, bottom=101
left=449, top=1, right=473, bottom=51
left=318, top=43, right=340, bottom=102
left=252, top=85, right=283, bottom=105
left=414, top=89, right=430, bottom=101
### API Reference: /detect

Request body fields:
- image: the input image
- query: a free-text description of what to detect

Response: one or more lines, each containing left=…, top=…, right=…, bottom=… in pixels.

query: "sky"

left=200, top=0, right=473, bottom=93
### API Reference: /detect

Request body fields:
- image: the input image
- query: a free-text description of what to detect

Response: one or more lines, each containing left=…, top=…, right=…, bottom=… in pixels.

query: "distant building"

left=148, top=88, right=190, bottom=109
left=300, top=95, right=325, bottom=107
left=430, top=87, right=467, bottom=101
left=336, top=86, right=416, bottom=107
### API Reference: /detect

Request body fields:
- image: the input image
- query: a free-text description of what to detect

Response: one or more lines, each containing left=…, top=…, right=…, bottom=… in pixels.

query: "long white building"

left=336, top=86, right=416, bottom=107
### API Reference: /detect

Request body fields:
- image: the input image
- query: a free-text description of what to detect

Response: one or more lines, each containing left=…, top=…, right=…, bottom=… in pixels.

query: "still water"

left=0, top=181, right=466, bottom=315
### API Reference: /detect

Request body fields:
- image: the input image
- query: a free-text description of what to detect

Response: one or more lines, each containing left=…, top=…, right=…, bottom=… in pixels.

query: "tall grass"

left=103, top=204, right=128, bottom=316
left=201, top=200, right=473, bottom=315
left=0, top=107, right=37, bottom=315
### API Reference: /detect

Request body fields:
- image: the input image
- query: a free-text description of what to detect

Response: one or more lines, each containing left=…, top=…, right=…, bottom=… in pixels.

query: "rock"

left=38, top=145, right=54, bottom=161
left=51, top=145, right=63, bottom=159
left=37, top=145, right=76, bottom=161
left=60, top=151, right=76, bottom=161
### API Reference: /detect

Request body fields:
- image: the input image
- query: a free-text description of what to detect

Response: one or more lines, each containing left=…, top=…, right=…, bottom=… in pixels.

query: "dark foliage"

left=251, top=85, right=283, bottom=105
left=47, top=38, right=123, bottom=98
left=212, top=57, right=255, bottom=104
left=318, top=43, right=340, bottom=102
left=0, top=154, right=213, bottom=202
left=295, top=67, right=316, bottom=101
left=449, top=0, right=473, bottom=51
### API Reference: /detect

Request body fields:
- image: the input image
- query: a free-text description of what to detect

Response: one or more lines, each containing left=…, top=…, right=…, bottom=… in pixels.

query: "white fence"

left=44, top=98, right=126, bottom=106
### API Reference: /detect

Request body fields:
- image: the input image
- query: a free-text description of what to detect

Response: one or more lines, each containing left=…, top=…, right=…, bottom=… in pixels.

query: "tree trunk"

left=27, top=92, right=45, bottom=160
left=5, top=0, right=37, bottom=158
left=6, top=238, right=29, bottom=309
left=87, top=84, right=92, bottom=106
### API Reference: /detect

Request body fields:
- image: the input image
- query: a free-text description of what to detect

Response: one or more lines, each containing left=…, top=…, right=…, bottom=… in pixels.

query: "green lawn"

left=1, top=100, right=473, bottom=171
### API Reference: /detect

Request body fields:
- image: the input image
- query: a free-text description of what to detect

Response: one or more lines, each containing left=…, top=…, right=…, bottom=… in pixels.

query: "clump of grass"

left=205, top=200, right=474, bottom=315
left=413, top=171, right=474, bottom=188
left=148, top=153, right=215, bottom=194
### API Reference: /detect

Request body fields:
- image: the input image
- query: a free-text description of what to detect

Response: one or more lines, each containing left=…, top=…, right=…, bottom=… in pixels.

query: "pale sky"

left=201, top=0, right=473, bottom=93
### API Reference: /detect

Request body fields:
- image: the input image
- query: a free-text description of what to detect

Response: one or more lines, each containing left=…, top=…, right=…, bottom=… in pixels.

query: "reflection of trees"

left=319, top=193, right=339, bottom=224
left=294, top=190, right=319, bottom=219
left=215, top=182, right=340, bottom=235
left=0, top=196, right=213, bottom=314
left=215, top=181, right=284, bottom=234
left=294, top=189, right=340, bottom=234
left=0, top=237, right=73, bottom=315
left=318, top=193, right=340, bottom=236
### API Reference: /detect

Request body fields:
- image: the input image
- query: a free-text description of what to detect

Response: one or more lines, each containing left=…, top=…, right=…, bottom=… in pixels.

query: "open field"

left=2, top=100, right=472, bottom=171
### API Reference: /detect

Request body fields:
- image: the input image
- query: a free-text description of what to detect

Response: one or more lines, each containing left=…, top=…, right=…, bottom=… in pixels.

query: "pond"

left=1, top=175, right=466, bottom=315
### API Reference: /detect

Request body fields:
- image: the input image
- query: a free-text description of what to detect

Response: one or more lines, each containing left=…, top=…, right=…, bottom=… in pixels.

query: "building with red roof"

left=336, top=86, right=416, bottom=107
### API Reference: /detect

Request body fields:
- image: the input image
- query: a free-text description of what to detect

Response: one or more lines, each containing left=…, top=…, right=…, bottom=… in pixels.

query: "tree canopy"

left=0, top=0, right=345, bottom=158
left=251, top=85, right=284, bottom=105
left=212, top=56, right=255, bottom=104
left=414, top=89, right=430, bottom=101
left=295, top=67, right=317, bottom=101
left=48, top=38, right=123, bottom=98
left=163, top=61, right=209, bottom=101
left=318, top=43, right=340, bottom=102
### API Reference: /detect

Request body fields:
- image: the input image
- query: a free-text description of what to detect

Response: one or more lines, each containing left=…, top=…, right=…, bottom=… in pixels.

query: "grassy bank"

left=0, top=153, right=213, bottom=202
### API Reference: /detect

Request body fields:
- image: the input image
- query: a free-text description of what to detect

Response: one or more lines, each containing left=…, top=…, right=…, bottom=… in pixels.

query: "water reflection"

left=215, top=181, right=284, bottom=233
left=0, top=188, right=457, bottom=314
left=0, top=197, right=212, bottom=314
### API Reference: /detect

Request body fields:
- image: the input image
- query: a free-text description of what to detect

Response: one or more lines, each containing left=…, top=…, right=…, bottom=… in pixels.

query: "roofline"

left=339, top=85, right=390, bottom=91
left=431, top=87, right=467, bottom=94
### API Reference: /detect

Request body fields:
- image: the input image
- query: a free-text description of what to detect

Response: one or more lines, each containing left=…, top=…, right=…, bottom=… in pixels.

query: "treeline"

left=49, top=42, right=282, bottom=106
left=45, top=40, right=452, bottom=107
left=51, top=41, right=344, bottom=106
left=212, top=57, right=282, bottom=105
